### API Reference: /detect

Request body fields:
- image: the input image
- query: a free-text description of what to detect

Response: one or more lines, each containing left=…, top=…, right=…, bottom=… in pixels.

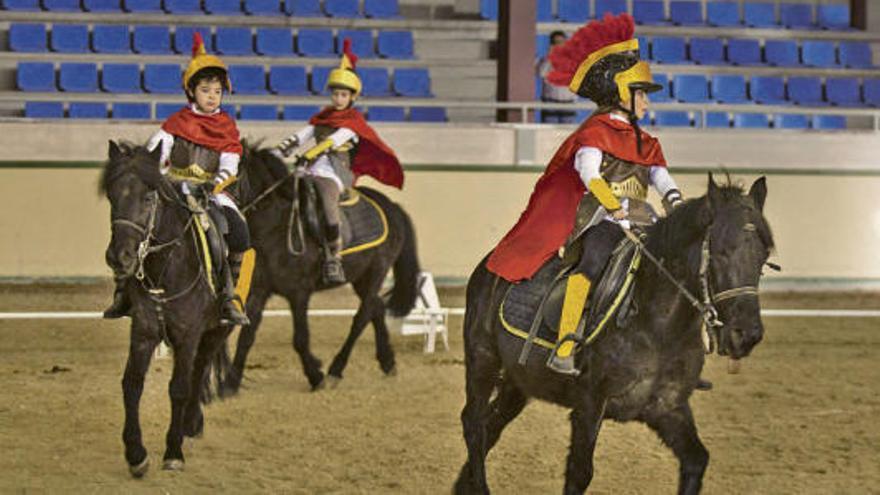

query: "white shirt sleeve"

left=146, top=129, right=174, bottom=173
left=216, top=152, right=240, bottom=184
left=328, top=127, right=358, bottom=147
left=293, top=125, right=315, bottom=145
left=649, top=166, right=679, bottom=198
left=573, top=146, right=603, bottom=190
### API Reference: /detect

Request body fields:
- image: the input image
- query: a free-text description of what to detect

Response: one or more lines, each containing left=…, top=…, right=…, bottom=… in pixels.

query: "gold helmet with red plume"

left=327, top=38, right=362, bottom=97
left=182, top=32, right=231, bottom=92
left=547, top=13, right=661, bottom=108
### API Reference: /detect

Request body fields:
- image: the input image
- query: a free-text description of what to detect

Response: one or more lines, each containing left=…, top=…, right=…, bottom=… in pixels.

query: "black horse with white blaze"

left=455, top=176, right=774, bottom=494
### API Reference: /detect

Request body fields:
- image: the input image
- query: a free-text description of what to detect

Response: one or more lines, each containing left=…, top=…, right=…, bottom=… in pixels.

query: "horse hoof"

left=384, top=365, right=398, bottom=377
left=727, top=358, right=742, bottom=374
left=129, top=456, right=149, bottom=478
left=326, top=375, right=342, bottom=389
left=162, top=459, right=185, bottom=471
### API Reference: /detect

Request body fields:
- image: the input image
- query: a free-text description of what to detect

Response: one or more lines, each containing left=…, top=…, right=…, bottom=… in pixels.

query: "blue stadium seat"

left=750, top=76, right=786, bottom=104
left=744, top=2, right=777, bottom=28
left=787, top=76, right=825, bottom=106
left=707, top=1, right=740, bottom=27
left=285, top=0, right=321, bottom=16
left=310, top=66, right=332, bottom=94
left=164, top=0, right=200, bottom=14
left=112, top=102, right=151, bottom=119
left=297, top=29, right=335, bottom=57
left=244, top=0, right=280, bottom=15
left=124, top=0, right=162, bottom=11
left=764, top=40, right=799, bottom=67
left=670, top=1, right=703, bottom=25
left=59, top=63, right=98, bottom=92
left=651, top=37, right=687, bottom=64
left=17, top=62, right=55, bottom=92
left=256, top=28, right=293, bottom=56
left=283, top=105, right=320, bottom=120
left=690, top=38, right=724, bottom=65
left=338, top=29, right=375, bottom=58
left=364, top=0, right=399, bottom=18
left=712, top=75, right=748, bottom=104
left=83, top=0, right=120, bottom=11
left=101, top=63, right=141, bottom=93
left=595, top=0, right=626, bottom=17
left=479, top=0, right=497, bottom=20
left=2, top=0, right=40, bottom=10
left=51, top=25, right=89, bottom=53
left=839, top=42, right=872, bottom=69
left=174, top=26, right=211, bottom=54
left=268, top=66, right=308, bottom=94
left=638, top=36, right=649, bottom=60
left=9, top=24, right=47, bottom=52
left=672, top=74, right=709, bottom=103
left=825, top=78, right=861, bottom=107
left=42, top=0, right=80, bottom=11
left=733, top=113, right=769, bottom=128
left=133, top=26, right=171, bottom=54
left=706, top=112, right=731, bottom=128
left=240, top=105, right=278, bottom=120
left=633, top=1, right=666, bottom=25
left=377, top=31, right=414, bottom=59
left=359, top=67, right=391, bottom=97
left=727, top=39, right=762, bottom=66
left=774, top=113, right=810, bottom=129
left=863, top=79, right=880, bottom=107
left=205, top=0, right=243, bottom=14
left=654, top=111, right=691, bottom=127
left=216, top=27, right=253, bottom=55
left=25, top=102, right=64, bottom=118
left=93, top=25, right=130, bottom=54
left=536, top=34, right=550, bottom=58
left=802, top=41, right=837, bottom=68
left=324, top=0, right=358, bottom=17
left=143, top=64, right=181, bottom=93
left=156, top=103, right=186, bottom=119
left=780, top=3, right=813, bottom=29
left=367, top=106, right=405, bottom=122
left=409, top=106, right=447, bottom=122
left=392, top=68, right=431, bottom=97
left=536, top=0, right=553, bottom=22
left=650, top=73, right=670, bottom=102
left=558, top=0, right=589, bottom=23
left=818, top=4, right=849, bottom=30
left=69, top=102, right=107, bottom=119
left=813, top=115, right=846, bottom=130
left=228, top=65, right=266, bottom=94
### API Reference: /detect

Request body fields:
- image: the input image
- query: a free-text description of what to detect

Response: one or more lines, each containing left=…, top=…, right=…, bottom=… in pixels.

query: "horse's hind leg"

left=224, top=284, right=271, bottom=396
left=643, top=404, right=709, bottom=495
left=161, top=332, right=198, bottom=471
left=484, top=378, right=528, bottom=451
left=121, top=326, right=159, bottom=478
left=184, top=326, right=230, bottom=438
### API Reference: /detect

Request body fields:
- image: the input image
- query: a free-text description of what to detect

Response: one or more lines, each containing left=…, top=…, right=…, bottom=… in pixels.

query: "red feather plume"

left=342, top=38, right=358, bottom=69
left=547, top=13, right=635, bottom=87
left=192, top=31, right=205, bottom=58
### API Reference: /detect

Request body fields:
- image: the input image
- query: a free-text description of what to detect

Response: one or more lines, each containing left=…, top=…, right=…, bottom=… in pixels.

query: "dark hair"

left=550, top=30, right=566, bottom=43
left=186, top=67, right=229, bottom=100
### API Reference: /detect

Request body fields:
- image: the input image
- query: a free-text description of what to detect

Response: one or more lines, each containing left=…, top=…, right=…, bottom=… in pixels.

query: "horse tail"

left=386, top=207, right=420, bottom=317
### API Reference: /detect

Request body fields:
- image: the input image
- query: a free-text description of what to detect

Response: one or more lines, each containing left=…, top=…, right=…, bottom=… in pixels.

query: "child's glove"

left=275, top=135, right=300, bottom=158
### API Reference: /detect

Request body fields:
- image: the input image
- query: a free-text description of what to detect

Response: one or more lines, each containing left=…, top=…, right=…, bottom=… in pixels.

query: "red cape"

left=310, top=107, right=404, bottom=189
left=486, top=113, right=667, bottom=282
left=161, top=106, right=243, bottom=155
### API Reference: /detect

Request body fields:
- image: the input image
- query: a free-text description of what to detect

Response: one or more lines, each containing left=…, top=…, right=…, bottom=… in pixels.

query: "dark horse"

left=216, top=145, right=419, bottom=392
left=101, top=141, right=237, bottom=476
left=455, top=176, right=774, bottom=494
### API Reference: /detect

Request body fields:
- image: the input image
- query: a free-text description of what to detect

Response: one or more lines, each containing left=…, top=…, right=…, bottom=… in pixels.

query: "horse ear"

left=748, top=176, right=767, bottom=212
left=109, top=140, right=121, bottom=161
left=706, top=172, right=721, bottom=209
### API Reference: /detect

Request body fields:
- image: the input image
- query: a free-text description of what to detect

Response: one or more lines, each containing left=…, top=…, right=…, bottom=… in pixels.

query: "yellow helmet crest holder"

left=327, top=38, right=362, bottom=96
left=182, top=32, right=232, bottom=92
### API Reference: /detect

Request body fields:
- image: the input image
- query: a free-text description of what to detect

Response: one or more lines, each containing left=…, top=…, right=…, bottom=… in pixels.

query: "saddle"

left=178, top=183, right=226, bottom=295
left=499, top=238, right=641, bottom=356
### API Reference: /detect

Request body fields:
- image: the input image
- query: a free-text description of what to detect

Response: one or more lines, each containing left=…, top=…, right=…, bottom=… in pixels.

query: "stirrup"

left=220, top=297, right=249, bottom=326
left=546, top=334, right=582, bottom=377
left=323, top=258, right=346, bottom=284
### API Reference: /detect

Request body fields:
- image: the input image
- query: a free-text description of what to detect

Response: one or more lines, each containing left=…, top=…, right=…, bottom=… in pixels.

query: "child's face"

left=633, top=89, right=649, bottom=120
left=331, top=88, right=354, bottom=110
left=190, top=79, right=224, bottom=113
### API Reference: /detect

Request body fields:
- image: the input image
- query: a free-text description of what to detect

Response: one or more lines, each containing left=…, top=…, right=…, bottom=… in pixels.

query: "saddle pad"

left=340, top=188, right=388, bottom=256
left=499, top=257, right=566, bottom=350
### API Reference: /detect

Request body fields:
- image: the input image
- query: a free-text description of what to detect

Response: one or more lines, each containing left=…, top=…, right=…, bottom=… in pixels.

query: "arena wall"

left=3, top=121, right=879, bottom=287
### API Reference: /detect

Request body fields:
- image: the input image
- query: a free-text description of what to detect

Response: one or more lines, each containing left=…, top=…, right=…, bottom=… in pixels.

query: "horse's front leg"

left=643, top=403, right=709, bottom=495
left=287, top=291, right=325, bottom=390
left=564, top=395, right=606, bottom=495
left=162, top=327, right=198, bottom=470
left=121, top=323, right=160, bottom=478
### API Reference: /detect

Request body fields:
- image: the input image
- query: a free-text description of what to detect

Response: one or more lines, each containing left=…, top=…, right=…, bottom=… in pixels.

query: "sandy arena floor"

left=0, top=283, right=878, bottom=494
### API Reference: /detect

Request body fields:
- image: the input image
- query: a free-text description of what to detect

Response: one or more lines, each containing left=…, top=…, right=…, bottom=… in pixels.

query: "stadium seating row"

left=8, top=24, right=415, bottom=59
left=644, top=110, right=847, bottom=129
left=16, top=62, right=434, bottom=97
left=22, top=101, right=446, bottom=121
left=486, top=0, right=851, bottom=30
left=1, top=0, right=400, bottom=18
